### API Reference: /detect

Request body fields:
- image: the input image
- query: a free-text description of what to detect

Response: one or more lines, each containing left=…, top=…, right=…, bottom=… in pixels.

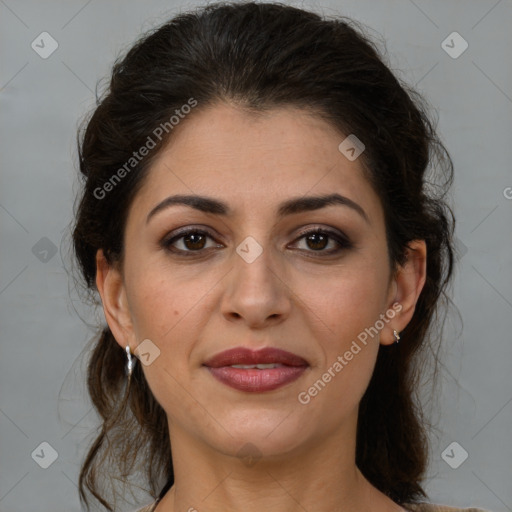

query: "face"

left=98, top=102, right=419, bottom=462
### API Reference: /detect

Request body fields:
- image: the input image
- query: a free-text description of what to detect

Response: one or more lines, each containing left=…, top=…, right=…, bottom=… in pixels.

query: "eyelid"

left=160, top=224, right=353, bottom=255
left=160, top=226, right=220, bottom=251
left=292, top=225, right=350, bottom=243
left=289, top=225, right=353, bottom=253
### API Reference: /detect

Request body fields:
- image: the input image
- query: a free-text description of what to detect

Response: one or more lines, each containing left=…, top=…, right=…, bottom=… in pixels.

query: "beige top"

left=134, top=502, right=492, bottom=512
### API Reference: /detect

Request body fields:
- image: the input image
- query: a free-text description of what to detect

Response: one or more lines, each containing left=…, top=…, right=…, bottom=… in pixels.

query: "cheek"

left=294, top=284, right=383, bottom=432
left=128, top=263, right=203, bottom=338
left=298, top=259, right=389, bottom=343
left=126, top=263, right=217, bottom=384
left=126, top=268, right=203, bottom=411
left=292, top=257, right=389, bottom=406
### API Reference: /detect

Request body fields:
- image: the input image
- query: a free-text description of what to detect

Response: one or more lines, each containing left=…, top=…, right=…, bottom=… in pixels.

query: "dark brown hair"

left=71, top=2, right=455, bottom=509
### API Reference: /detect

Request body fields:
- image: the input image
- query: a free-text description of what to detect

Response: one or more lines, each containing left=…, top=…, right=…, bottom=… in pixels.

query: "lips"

left=203, top=347, right=308, bottom=368
left=203, top=347, right=309, bottom=392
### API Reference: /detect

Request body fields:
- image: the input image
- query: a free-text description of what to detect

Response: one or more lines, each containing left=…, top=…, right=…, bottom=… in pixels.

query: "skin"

left=95, top=102, right=426, bottom=512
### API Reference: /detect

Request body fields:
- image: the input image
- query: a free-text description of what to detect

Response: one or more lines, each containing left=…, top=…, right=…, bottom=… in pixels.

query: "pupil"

left=307, top=233, right=327, bottom=250
left=185, top=233, right=205, bottom=250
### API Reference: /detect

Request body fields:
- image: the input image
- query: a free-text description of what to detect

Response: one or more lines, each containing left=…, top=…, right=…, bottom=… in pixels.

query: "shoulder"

left=404, top=502, right=492, bottom=512
left=131, top=504, right=156, bottom=512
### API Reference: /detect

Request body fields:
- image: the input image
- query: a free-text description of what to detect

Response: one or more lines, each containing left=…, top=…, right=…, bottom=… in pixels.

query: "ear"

left=95, top=249, right=136, bottom=352
left=381, top=240, right=427, bottom=346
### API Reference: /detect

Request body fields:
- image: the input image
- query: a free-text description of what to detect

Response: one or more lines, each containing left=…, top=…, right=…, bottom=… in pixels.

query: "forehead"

left=130, top=102, right=382, bottom=223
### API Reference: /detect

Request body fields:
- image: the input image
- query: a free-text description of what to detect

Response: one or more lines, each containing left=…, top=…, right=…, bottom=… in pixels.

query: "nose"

left=220, top=242, right=291, bottom=329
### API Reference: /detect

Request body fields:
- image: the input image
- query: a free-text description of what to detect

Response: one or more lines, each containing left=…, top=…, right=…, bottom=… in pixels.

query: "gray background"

left=1, top=0, right=511, bottom=511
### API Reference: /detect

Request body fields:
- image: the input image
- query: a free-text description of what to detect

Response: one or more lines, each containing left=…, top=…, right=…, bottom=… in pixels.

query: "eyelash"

left=160, top=226, right=353, bottom=257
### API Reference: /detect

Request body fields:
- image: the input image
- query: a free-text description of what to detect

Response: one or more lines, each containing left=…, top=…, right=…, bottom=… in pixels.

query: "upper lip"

left=203, top=347, right=308, bottom=368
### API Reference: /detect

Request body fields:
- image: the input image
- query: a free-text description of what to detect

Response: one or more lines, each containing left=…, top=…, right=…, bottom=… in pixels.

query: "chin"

left=207, top=410, right=312, bottom=458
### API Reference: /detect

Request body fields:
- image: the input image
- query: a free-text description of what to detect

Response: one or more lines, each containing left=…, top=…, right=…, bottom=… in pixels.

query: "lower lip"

left=206, top=366, right=307, bottom=392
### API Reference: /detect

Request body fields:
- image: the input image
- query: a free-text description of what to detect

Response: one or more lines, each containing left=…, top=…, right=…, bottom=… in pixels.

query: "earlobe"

left=381, top=240, right=427, bottom=346
left=95, top=249, right=134, bottom=351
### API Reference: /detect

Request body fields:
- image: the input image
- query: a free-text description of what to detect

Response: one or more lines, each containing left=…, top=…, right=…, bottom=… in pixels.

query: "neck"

left=155, top=418, right=403, bottom=512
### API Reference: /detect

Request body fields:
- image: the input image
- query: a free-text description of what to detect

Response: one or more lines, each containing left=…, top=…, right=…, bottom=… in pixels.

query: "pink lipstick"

left=203, top=347, right=308, bottom=392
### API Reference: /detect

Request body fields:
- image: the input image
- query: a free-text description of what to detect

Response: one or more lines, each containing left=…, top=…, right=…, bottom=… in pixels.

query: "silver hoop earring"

left=126, top=345, right=136, bottom=377
left=393, top=330, right=400, bottom=344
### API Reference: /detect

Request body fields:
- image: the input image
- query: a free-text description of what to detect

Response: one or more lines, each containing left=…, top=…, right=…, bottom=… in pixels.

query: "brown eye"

left=304, top=232, right=329, bottom=251
left=162, top=228, right=222, bottom=255
left=182, top=232, right=207, bottom=250
left=292, top=227, right=352, bottom=255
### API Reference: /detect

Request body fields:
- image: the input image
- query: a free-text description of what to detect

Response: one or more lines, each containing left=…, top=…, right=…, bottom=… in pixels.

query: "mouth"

left=203, top=347, right=309, bottom=392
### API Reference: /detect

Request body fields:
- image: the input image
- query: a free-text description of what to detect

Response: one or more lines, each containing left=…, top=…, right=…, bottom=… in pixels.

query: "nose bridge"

left=221, top=233, right=290, bottom=325
left=233, top=233, right=279, bottom=294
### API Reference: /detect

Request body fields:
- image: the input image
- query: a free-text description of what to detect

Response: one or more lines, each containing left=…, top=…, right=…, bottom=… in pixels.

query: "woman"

left=71, top=2, right=489, bottom=511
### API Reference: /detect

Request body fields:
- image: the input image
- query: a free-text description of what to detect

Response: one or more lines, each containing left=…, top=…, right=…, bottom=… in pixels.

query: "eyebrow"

left=146, top=193, right=369, bottom=224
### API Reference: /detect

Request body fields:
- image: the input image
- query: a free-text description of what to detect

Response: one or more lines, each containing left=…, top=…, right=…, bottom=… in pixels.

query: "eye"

left=290, top=227, right=352, bottom=255
left=161, top=228, right=223, bottom=255
left=161, top=226, right=352, bottom=257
